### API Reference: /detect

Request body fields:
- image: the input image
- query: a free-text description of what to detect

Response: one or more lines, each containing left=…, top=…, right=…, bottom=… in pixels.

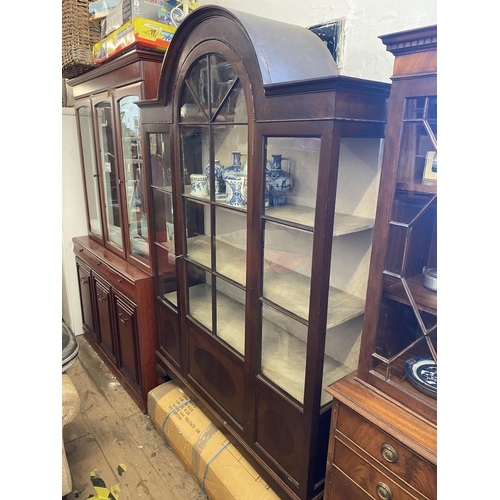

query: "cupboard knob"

left=119, top=313, right=128, bottom=324
left=96, top=261, right=101, bottom=265
left=381, top=444, right=398, bottom=463
left=118, top=278, right=123, bottom=282
left=79, top=248, right=84, bottom=252
left=97, top=294, right=106, bottom=302
left=376, top=482, right=392, bottom=500
left=80, top=278, right=87, bottom=285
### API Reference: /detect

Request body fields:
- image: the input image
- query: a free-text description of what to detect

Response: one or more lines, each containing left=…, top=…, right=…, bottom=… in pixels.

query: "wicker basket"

left=62, top=0, right=101, bottom=79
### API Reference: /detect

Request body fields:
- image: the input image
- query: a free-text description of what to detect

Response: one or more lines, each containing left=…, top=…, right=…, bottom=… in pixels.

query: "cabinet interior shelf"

left=187, top=235, right=365, bottom=328
left=384, top=274, right=437, bottom=315
left=165, top=282, right=349, bottom=406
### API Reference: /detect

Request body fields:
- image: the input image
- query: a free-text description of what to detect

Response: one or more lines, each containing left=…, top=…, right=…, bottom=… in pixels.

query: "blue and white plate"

left=404, top=356, right=437, bottom=399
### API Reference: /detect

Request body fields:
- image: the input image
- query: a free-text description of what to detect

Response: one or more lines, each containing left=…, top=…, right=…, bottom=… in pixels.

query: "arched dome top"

left=158, top=5, right=338, bottom=94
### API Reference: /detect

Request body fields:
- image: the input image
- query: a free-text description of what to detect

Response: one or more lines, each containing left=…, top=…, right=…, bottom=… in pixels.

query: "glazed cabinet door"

left=114, top=291, right=140, bottom=389
left=76, top=258, right=96, bottom=340
left=93, top=92, right=125, bottom=258
left=359, top=79, right=437, bottom=423
left=115, top=83, right=152, bottom=272
left=177, top=50, right=250, bottom=429
left=75, top=101, right=104, bottom=243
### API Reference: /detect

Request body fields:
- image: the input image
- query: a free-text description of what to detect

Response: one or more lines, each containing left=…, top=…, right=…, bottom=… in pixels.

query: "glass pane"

left=215, top=79, right=247, bottom=123
left=120, top=96, right=148, bottom=261
left=185, top=198, right=211, bottom=268
left=180, top=125, right=209, bottom=196
left=186, top=262, right=212, bottom=331
left=215, top=207, right=246, bottom=285
left=77, top=106, right=102, bottom=236
left=153, top=189, right=175, bottom=251
left=96, top=101, right=122, bottom=249
left=398, top=96, right=437, bottom=188
left=179, top=55, right=209, bottom=122
left=264, top=137, right=321, bottom=228
left=156, top=245, right=177, bottom=308
left=215, top=278, right=245, bottom=355
left=149, top=133, right=172, bottom=187
left=209, top=54, right=238, bottom=120
left=262, top=221, right=313, bottom=320
left=212, top=125, right=248, bottom=202
left=261, top=303, right=308, bottom=404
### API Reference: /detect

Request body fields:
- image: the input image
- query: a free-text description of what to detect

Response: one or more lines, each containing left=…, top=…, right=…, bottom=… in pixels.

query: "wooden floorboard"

left=63, top=336, right=206, bottom=500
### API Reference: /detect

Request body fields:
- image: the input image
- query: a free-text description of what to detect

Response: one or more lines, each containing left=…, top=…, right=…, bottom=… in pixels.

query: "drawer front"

left=76, top=246, right=135, bottom=299
left=334, top=439, right=417, bottom=500
left=325, top=465, right=370, bottom=500
left=336, top=404, right=436, bottom=498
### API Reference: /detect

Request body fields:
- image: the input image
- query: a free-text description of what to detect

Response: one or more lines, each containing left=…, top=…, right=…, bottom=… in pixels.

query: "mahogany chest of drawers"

left=324, top=374, right=436, bottom=500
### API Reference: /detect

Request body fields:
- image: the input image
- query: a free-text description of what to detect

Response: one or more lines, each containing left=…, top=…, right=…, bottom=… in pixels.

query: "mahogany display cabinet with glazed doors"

left=137, top=7, right=390, bottom=500
left=68, top=50, right=164, bottom=411
left=324, top=25, right=437, bottom=500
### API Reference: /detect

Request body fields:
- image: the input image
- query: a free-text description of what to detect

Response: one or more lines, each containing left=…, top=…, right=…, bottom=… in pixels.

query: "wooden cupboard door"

left=94, top=277, right=116, bottom=363
left=114, top=293, right=140, bottom=389
left=76, top=260, right=96, bottom=339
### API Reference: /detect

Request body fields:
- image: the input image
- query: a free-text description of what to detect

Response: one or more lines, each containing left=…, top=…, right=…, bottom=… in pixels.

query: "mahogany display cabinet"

left=324, top=25, right=437, bottom=500
left=68, top=49, right=164, bottom=411
left=137, top=7, right=390, bottom=500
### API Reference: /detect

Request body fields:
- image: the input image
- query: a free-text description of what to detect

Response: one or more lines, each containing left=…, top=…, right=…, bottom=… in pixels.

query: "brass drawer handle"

left=118, top=313, right=128, bottom=324
left=381, top=444, right=398, bottom=463
left=79, top=248, right=84, bottom=252
left=376, top=482, right=392, bottom=500
left=118, top=277, right=123, bottom=282
left=96, top=261, right=102, bottom=266
left=97, top=294, right=106, bottom=302
left=80, top=278, right=88, bottom=285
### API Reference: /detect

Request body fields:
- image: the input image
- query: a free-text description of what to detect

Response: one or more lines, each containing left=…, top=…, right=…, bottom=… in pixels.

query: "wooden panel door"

left=76, top=259, right=96, bottom=340
left=114, top=292, right=140, bottom=389
left=94, top=275, right=117, bottom=363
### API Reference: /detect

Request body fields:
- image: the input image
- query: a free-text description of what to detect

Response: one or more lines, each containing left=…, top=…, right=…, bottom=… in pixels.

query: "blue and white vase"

left=226, top=176, right=246, bottom=207
left=222, top=152, right=244, bottom=187
left=266, top=154, right=293, bottom=206
left=205, top=159, right=224, bottom=194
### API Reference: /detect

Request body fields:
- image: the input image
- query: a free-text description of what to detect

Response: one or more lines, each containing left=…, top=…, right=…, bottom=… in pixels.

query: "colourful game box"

left=93, top=17, right=176, bottom=63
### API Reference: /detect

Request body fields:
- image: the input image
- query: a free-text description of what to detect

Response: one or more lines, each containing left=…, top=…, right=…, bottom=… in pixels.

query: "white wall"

left=62, top=107, right=88, bottom=335
left=198, top=0, right=437, bottom=83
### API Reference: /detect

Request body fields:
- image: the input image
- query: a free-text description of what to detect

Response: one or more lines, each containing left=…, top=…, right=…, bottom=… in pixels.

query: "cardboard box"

left=101, top=0, right=171, bottom=36
left=148, top=381, right=280, bottom=500
left=89, top=0, right=121, bottom=21
left=92, top=17, right=175, bottom=64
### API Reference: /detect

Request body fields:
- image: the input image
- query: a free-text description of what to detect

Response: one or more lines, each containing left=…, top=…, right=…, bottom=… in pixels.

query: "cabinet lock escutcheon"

left=381, top=444, right=398, bottom=463
left=376, top=482, right=392, bottom=500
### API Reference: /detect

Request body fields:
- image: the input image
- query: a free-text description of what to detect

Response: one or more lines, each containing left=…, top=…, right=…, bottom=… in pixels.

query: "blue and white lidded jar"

left=190, top=173, right=208, bottom=198
left=205, top=159, right=224, bottom=194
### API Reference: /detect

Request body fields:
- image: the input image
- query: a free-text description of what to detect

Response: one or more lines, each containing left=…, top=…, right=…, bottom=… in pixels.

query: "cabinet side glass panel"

left=322, top=137, right=384, bottom=405
left=371, top=96, right=437, bottom=405
left=96, top=101, right=122, bottom=249
left=148, top=132, right=177, bottom=308
left=119, top=96, right=149, bottom=262
left=77, top=106, right=102, bottom=237
left=259, top=135, right=320, bottom=405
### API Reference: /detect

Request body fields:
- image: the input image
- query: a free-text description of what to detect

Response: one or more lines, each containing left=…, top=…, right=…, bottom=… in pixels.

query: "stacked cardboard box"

left=148, top=381, right=280, bottom=500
